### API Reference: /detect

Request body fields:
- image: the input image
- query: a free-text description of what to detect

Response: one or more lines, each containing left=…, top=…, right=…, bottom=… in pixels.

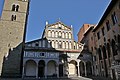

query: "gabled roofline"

left=93, top=0, right=118, bottom=32
left=46, top=21, right=72, bottom=30
left=26, top=38, right=46, bottom=44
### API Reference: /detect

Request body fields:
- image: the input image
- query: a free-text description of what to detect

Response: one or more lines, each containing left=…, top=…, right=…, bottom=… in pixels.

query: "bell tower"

left=0, top=0, right=30, bottom=77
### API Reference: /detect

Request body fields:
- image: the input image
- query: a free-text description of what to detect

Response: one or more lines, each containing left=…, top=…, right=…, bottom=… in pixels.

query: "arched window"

left=112, top=39, right=118, bottom=56
left=58, top=31, right=62, bottom=38
left=48, top=30, right=51, bottom=37
left=52, top=31, right=55, bottom=37
left=16, top=5, right=19, bottom=12
left=98, top=48, right=102, bottom=60
left=69, top=32, right=72, bottom=39
left=62, top=25, right=64, bottom=29
left=69, top=42, right=72, bottom=49
left=66, top=41, right=69, bottom=49
left=111, top=12, right=118, bottom=25
left=73, top=42, right=76, bottom=49
left=106, top=20, right=110, bottom=31
left=12, top=4, right=15, bottom=11
left=62, top=32, right=65, bottom=38
left=58, top=41, right=62, bottom=49
left=11, top=15, right=16, bottom=21
left=107, top=43, right=111, bottom=58
left=55, top=31, right=58, bottom=38
left=12, top=4, right=19, bottom=12
left=102, top=46, right=107, bottom=59
left=62, top=41, right=65, bottom=49
left=66, top=32, right=68, bottom=39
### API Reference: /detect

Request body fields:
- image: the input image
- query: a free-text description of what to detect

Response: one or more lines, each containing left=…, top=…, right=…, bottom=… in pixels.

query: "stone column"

left=77, top=64, right=80, bottom=77
left=45, top=64, right=47, bottom=78
left=22, top=66, right=25, bottom=78
left=56, top=65, right=59, bottom=78
left=36, top=65, right=38, bottom=78
left=84, top=62, right=87, bottom=76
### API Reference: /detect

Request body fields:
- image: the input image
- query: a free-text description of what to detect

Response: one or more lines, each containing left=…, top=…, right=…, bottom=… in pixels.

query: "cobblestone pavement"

left=0, top=77, right=92, bottom=80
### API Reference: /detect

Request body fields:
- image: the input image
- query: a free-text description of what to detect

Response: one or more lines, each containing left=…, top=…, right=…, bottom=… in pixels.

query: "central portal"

left=38, top=60, right=45, bottom=77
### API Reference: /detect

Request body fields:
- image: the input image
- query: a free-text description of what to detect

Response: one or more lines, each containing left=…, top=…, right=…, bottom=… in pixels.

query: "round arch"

left=65, top=32, right=68, bottom=39
left=69, top=41, right=72, bottom=49
left=62, top=32, right=65, bottom=38
left=55, top=31, right=58, bottom=38
left=51, top=30, right=55, bottom=37
left=47, top=60, right=57, bottom=76
left=25, top=60, right=37, bottom=77
left=86, top=61, right=92, bottom=76
left=66, top=41, right=69, bottom=49
left=69, top=60, right=77, bottom=75
left=69, top=32, right=72, bottom=39
left=79, top=61, right=85, bottom=76
left=48, top=30, right=51, bottom=37
left=38, top=60, right=45, bottom=77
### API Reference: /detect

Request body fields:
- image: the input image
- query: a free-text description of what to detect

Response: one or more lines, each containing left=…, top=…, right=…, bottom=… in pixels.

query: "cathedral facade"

left=23, top=21, right=83, bottom=78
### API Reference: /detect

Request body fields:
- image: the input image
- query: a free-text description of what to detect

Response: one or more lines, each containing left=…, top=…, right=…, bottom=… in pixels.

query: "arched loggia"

left=25, top=60, right=37, bottom=77
left=38, top=60, right=45, bottom=77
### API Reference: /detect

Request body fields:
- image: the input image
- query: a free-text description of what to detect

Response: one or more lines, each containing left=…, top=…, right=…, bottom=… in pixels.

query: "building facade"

left=77, top=24, right=93, bottom=44
left=0, top=0, right=29, bottom=77
left=23, top=21, right=83, bottom=78
left=78, top=24, right=95, bottom=77
left=93, top=0, right=120, bottom=80
left=78, top=0, right=120, bottom=80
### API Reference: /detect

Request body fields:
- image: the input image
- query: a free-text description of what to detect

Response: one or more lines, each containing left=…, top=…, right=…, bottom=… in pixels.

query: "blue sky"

left=0, top=0, right=111, bottom=42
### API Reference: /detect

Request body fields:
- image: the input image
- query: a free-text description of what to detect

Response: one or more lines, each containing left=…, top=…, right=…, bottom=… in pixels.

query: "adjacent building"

left=77, top=24, right=93, bottom=44
left=93, top=0, right=120, bottom=79
left=78, top=24, right=95, bottom=77
left=23, top=21, right=83, bottom=78
left=78, top=0, right=120, bottom=80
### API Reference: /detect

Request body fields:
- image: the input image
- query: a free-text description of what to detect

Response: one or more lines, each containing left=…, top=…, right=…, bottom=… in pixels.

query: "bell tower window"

left=11, top=15, right=16, bottom=21
left=11, top=4, right=19, bottom=12
left=12, top=4, right=15, bottom=11
left=16, top=5, right=19, bottom=12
